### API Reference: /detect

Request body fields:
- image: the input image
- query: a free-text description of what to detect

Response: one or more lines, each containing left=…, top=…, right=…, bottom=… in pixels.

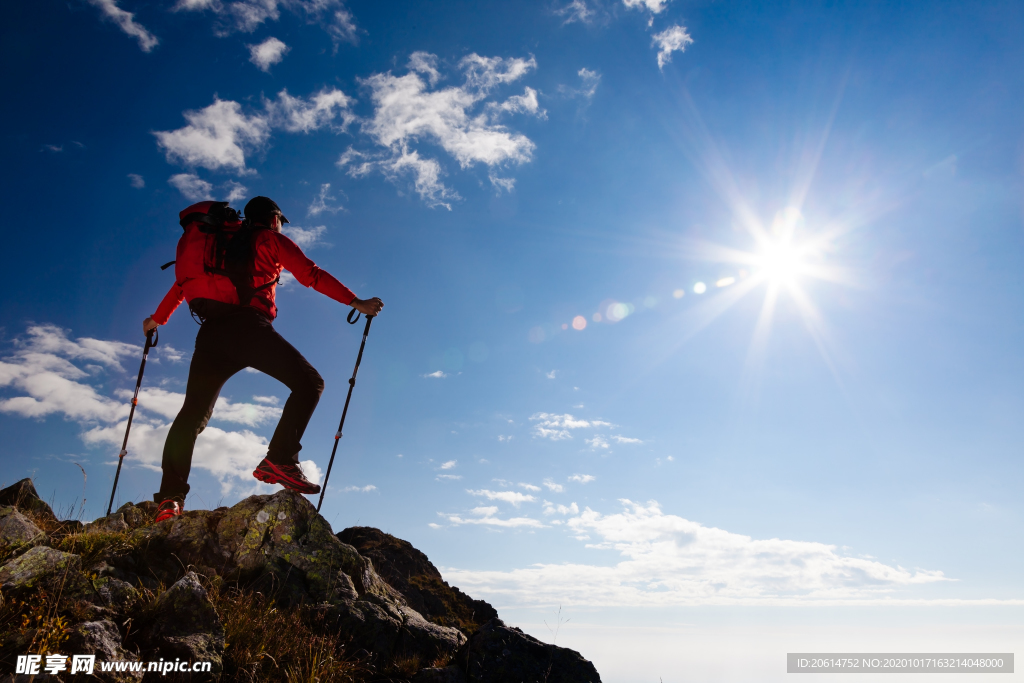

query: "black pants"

left=155, top=306, right=324, bottom=502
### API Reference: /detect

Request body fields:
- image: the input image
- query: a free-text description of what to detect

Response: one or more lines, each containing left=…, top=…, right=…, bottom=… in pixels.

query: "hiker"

left=142, top=196, right=383, bottom=522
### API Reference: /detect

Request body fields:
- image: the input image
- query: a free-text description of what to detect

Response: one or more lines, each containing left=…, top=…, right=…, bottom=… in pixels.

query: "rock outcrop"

left=0, top=478, right=601, bottom=682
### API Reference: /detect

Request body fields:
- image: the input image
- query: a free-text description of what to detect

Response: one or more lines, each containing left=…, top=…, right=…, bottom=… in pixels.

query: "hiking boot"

left=155, top=499, right=183, bottom=523
left=253, top=457, right=321, bottom=495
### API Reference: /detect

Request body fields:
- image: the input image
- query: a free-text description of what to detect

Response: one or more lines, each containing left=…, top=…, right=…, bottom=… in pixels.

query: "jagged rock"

left=144, top=571, right=224, bottom=677
left=466, top=619, right=601, bottom=683
left=339, top=526, right=499, bottom=633
left=0, top=506, right=46, bottom=551
left=413, top=665, right=468, bottom=683
left=65, top=620, right=142, bottom=682
left=92, top=575, right=141, bottom=610
left=0, top=545, right=83, bottom=594
left=114, top=502, right=151, bottom=529
left=84, top=512, right=130, bottom=535
left=0, top=478, right=58, bottom=527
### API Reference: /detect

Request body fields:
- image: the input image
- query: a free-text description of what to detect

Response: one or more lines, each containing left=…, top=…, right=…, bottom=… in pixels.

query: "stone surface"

left=0, top=478, right=58, bottom=526
left=84, top=512, right=130, bottom=535
left=65, top=620, right=143, bottom=682
left=412, top=665, right=469, bottom=683
left=466, top=619, right=602, bottom=683
left=144, top=571, right=224, bottom=676
left=0, top=545, right=82, bottom=593
left=114, top=502, right=151, bottom=529
left=0, top=506, right=46, bottom=549
left=339, top=526, right=499, bottom=633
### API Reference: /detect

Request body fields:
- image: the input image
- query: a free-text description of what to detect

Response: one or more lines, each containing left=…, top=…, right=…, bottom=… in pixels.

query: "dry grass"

left=211, top=585, right=372, bottom=683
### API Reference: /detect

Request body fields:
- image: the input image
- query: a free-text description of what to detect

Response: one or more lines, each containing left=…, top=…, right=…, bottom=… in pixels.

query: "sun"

left=755, top=240, right=806, bottom=286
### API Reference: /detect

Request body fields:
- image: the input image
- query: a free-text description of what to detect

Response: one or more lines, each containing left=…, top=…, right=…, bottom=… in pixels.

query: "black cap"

left=244, top=196, right=289, bottom=225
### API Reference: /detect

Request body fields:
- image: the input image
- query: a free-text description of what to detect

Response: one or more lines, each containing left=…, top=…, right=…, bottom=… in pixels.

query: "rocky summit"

left=0, top=478, right=601, bottom=682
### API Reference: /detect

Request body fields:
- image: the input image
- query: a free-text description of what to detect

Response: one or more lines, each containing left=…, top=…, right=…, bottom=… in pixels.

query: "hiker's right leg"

left=155, top=319, right=243, bottom=502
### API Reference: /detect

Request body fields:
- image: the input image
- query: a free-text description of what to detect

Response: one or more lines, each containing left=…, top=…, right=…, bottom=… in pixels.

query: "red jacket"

left=152, top=226, right=355, bottom=324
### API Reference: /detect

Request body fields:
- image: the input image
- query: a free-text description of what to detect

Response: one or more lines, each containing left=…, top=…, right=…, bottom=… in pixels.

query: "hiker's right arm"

left=144, top=281, right=185, bottom=334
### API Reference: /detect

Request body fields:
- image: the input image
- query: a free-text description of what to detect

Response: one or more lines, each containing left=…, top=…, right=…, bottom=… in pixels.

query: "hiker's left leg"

left=241, top=317, right=324, bottom=465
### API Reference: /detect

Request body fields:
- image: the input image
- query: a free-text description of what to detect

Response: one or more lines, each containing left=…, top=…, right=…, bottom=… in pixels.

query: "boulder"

left=0, top=479, right=58, bottom=527
left=143, top=571, right=224, bottom=677
left=466, top=619, right=601, bottom=683
left=338, top=526, right=499, bottom=633
left=0, top=506, right=46, bottom=551
left=0, top=545, right=83, bottom=594
left=114, top=502, right=151, bottom=529
left=84, top=513, right=130, bottom=535
left=65, top=620, right=142, bottom=682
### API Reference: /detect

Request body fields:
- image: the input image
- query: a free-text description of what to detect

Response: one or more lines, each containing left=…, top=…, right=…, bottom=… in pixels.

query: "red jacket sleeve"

left=152, top=281, right=185, bottom=325
left=272, top=232, right=356, bottom=306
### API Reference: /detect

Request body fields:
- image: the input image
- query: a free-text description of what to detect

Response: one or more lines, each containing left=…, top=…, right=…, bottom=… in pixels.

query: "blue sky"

left=2, top=0, right=1023, bottom=679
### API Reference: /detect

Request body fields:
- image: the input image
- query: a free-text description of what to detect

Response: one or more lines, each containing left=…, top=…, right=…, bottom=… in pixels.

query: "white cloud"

left=174, top=0, right=358, bottom=44
left=168, top=173, right=213, bottom=201
left=653, top=25, right=694, bottom=69
left=155, top=99, right=270, bottom=173
left=498, top=435, right=513, bottom=441
left=568, top=474, right=595, bottom=484
left=622, top=0, right=670, bottom=13
left=423, top=370, right=447, bottom=378
left=159, top=344, right=185, bottom=363
left=546, top=370, right=557, bottom=379
left=281, top=225, right=328, bottom=250
left=307, top=183, right=342, bottom=216
left=343, top=484, right=377, bottom=492
left=87, top=0, right=159, bottom=52
left=542, top=479, right=565, bottom=493
left=519, top=483, right=541, bottom=492
left=266, top=88, right=354, bottom=133
left=248, top=37, right=289, bottom=71
left=440, top=507, right=546, bottom=529
left=612, top=434, right=643, bottom=444
left=467, top=489, right=536, bottom=507
left=440, top=460, right=457, bottom=470
left=223, top=180, right=248, bottom=202
left=543, top=501, right=579, bottom=516
left=530, top=412, right=598, bottom=440
left=436, top=474, right=462, bottom=481
left=339, top=52, right=539, bottom=208
left=585, top=435, right=609, bottom=450
left=564, top=68, right=601, bottom=100
left=0, top=324, right=292, bottom=497
left=127, top=173, right=145, bottom=189
left=252, top=395, right=280, bottom=405
left=444, top=500, right=951, bottom=607
left=557, top=0, right=593, bottom=25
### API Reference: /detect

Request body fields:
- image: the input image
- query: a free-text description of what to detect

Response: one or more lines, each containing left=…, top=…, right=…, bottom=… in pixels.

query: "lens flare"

left=572, top=316, right=587, bottom=330
left=693, top=282, right=707, bottom=294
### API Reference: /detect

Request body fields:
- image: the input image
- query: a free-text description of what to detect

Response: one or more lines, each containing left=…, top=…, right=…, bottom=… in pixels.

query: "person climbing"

left=143, top=196, right=383, bottom=523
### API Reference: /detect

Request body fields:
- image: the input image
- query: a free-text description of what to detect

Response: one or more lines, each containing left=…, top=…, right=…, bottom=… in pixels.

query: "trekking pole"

left=317, top=309, right=375, bottom=513
left=106, top=327, right=158, bottom=515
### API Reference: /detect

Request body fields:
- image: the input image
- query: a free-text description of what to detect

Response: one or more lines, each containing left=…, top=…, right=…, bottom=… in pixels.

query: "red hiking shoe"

left=155, top=499, right=183, bottom=523
left=253, top=458, right=321, bottom=495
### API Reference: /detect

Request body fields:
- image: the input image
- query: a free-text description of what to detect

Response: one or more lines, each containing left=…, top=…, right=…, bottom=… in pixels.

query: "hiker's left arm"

left=273, top=232, right=356, bottom=306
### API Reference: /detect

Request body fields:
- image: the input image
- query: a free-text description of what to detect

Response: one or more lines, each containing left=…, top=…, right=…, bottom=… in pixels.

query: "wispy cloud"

left=467, top=489, right=536, bottom=507
left=585, top=435, right=609, bottom=450
left=423, top=370, right=447, bottom=378
left=622, top=0, right=670, bottom=13
left=436, top=474, right=462, bottom=481
left=343, top=484, right=377, bottom=492
left=543, top=501, right=579, bottom=515
left=612, top=435, right=643, bottom=444
left=440, top=460, right=457, bottom=470
left=530, top=412, right=604, bottom=440
left=542, top=479, right=565, bottom=493
left=440, top=507, right=546, bottom=528
left=559, top=68, right=601, bottom=101
left=519, top=483, right=541, bottom=492
left=338, top=52, right=540, bottom=209
left=173, top=0, right=358, bottom=44
left=653, top=25, right=694, bottom=69
left=281, top=225, right=328, bottom=250
left=557, top=0, right=594, bottom=25
left=568, top=474, right=595, bottom=484
left=87, top=0, right=159, bottom=52
left=307, top=183, right=343, bottom=216
left=444, top=500, right=952, bottom=607
left=248, top=36, right=289, bottom=72
left=127, top=173, right=145, bottom=189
